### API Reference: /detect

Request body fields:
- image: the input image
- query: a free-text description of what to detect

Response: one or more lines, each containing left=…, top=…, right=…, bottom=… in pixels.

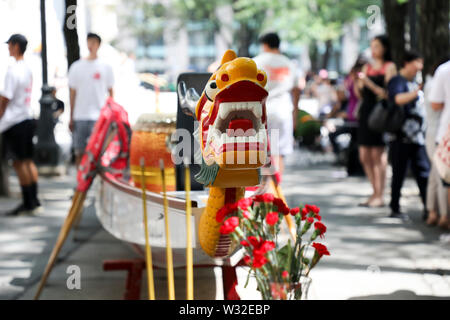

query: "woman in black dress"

left=356, top=35, right=397, bottom=207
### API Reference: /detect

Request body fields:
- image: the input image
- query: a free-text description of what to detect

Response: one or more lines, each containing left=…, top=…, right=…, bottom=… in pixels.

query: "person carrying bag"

left=368, top=98, right=404, bottom=134
left=385, top=51, right=430, bottom=220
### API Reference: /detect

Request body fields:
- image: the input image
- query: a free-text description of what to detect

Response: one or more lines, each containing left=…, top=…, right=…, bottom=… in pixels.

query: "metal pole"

left=40, top=0, right=48, bottom=86
left=35, top=0, right=60, bottom=172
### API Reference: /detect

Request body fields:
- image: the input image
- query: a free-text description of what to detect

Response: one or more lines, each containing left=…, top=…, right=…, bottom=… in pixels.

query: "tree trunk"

left=237, top=23, right=250, bottom=57
left=383, top=0, right=408, bottom=67
left=408, top=0, right=418, bottom=50
left=309, top=40, right=319, bottom=73
left=419, top=0, right=450, bottom=76
left=322, top=39, right=333, bottom=70
left=63, top=0, right=80, bottom=69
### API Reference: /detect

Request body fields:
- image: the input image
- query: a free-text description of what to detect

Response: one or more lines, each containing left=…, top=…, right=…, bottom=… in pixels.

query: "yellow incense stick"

left=140, top=158, right=155, bottom=300
left=184, top=158, right=194, bottom=300
left=160, top=159, right=175, bottom=300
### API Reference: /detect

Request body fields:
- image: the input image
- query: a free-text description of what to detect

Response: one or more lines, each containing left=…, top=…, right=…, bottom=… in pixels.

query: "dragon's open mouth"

left=200, top=81, right=268, bottom=167
left=206, top=101, right=266, bottom=153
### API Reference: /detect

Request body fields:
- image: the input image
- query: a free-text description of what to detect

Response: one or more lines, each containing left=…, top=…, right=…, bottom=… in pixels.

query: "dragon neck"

left=207, top=186, right=246, bottom=209
left=204, top=186, right=245, bottom=257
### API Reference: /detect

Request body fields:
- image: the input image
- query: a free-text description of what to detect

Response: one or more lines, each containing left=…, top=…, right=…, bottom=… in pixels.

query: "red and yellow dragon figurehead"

left=178, top=50, right=269, bottom=257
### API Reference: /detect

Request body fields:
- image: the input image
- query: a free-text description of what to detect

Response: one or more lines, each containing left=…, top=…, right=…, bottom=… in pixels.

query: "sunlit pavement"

left=1, top=148, right=450, bottom=300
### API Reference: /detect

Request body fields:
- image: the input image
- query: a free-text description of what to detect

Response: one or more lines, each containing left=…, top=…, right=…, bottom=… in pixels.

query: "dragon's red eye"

left=221, top=74, right=229, bottom=82
left=257, top=73, right=265, bottom=81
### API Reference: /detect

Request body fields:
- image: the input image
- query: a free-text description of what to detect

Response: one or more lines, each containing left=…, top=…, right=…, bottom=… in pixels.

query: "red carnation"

left=262, top=193, right=275, bottom=202
left=242, top=210, right=251, bottom=219
left=273, top=198, right=289, bottom=215
left=305, top=204, right=320, bottom=214
left=301, top=207, right=308, bottom=220
left=247, top=236, right=260, bottom=247
left=314, top=221, right=327, bottom=238
left=266, top=212, right=279, bottom=226
left=282, top=270, right=289, bottom=278
left=290, top=207, right=300, bottom=216
left=312, top=242, right=330, bottom=256
left=253, top=240, right=275, bottom=257
left=216, top=207, right=229, bottom=223
left=237, top=197, right=253, bottom=211
left=307, top=217, right=314, bottom=224
left=240, top=240, right=249, bottom=247
left=243, top=255, right=252, bottom=265
left=252, top=254, right=268, bottom=268
left=219, top=216, right=240, bottom=234
left=254, top=193, right=275, bottom=203
left=216, top=203, right=238, bottom=223
left=259, top=240, right=275, bottom=253
left=315, top=214, right=322, bottom=221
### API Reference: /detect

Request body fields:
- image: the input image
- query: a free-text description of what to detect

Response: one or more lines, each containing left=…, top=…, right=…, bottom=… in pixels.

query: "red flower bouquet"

left=217, top=193, right=330, bottom=300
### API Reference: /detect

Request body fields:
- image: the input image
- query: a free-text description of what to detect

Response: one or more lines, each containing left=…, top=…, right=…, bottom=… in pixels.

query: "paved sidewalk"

left=1, top=149, right=450, bottom=300
left=0, top=170, right=101, bottom=300
left=282, top=155, right=450, bottom=300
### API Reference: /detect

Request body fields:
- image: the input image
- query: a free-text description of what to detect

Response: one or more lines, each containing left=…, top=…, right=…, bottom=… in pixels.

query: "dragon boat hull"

left=95, top=172, right=236, bottom=267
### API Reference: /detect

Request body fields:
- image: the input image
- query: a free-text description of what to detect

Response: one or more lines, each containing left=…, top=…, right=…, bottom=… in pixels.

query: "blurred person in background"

left=328, top=59, right=365, bottom=158
left=311, top=70, right=337, bottom=118
left=429, top=57, right=450, bottom=230
left=387, top=51, right=428, bottom=220
left=356, top=35, right=397, bottom=208
left=424, top=55, right=450, bottom=228
left=253, top=32, right=300, bottom=177
left=0, top=34, right=40, bottom=216
left=346, top=58, right=366, bottom=123
left=68, top=33, right=114, bottom=167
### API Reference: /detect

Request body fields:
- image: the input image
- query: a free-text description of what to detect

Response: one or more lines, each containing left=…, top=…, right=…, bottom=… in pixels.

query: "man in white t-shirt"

left=430, top=60, right=450, bottom=144
left=0, top=34, right=40, bottom=216
left=253, top=32, right=300, bottom=176
left=68, top=33, right=114, bottom=166
left=430, top=59, right=450, bottom=229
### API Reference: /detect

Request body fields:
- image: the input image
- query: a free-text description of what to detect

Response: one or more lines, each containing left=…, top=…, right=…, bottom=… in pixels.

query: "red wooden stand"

left=103, top=259, right=243, bottom=300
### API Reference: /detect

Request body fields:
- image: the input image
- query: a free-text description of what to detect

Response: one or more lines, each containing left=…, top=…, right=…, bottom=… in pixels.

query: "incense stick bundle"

left=184, top=157, right=194, bottom=300
left=160, top=159, right=175, bottom=300
left=140, top=157, right=155, bottom=300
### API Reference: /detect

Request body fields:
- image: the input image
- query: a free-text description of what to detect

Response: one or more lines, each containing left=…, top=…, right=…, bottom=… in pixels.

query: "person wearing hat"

left=0, top=34, right=40, bottom=216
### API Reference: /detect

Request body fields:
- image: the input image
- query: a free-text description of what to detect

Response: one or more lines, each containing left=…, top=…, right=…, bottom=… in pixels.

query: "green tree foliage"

left=125, top=0, right=167, bottom=48
left=124, top=0, right=377, bottom=51
left=234, top=0, right=380, bottom=44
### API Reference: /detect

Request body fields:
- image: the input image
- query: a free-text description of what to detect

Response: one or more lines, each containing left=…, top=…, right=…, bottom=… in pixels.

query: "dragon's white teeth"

left=248, top=102, right=262, bottom=118
left=257, top=129, right=267, bottom=143
left=218, top=101, right=262, bottom=119
left=219, top=105, right=228, bottom=119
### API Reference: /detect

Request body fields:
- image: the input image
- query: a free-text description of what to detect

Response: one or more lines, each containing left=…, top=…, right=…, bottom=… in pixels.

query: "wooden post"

left=184, top=158, right=194, bottom=300
left=140, top=157, right=155, bottom=300
left=34, top=190, right=86, bottom=299
left=160, top=159, right=175, bottom=300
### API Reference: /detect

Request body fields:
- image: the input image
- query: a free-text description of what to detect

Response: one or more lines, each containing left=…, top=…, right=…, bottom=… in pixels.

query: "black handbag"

left=368, top=99, right=404, bottom=133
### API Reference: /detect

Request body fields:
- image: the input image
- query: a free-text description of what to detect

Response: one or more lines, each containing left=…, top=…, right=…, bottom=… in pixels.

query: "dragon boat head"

left=178, top=50, right=269, bottom=188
